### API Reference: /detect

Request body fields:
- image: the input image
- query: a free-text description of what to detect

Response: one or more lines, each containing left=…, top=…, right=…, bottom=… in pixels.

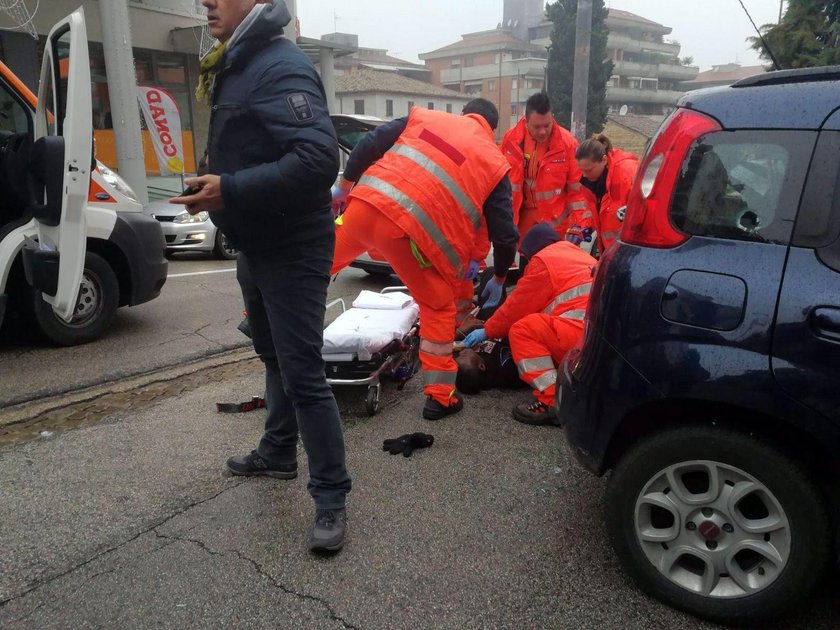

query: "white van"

left=0, top=8, right=167, bottom=346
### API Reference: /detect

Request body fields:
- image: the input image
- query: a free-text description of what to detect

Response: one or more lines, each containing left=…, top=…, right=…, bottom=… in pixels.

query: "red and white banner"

left=137, top=85, right=185, bottom=175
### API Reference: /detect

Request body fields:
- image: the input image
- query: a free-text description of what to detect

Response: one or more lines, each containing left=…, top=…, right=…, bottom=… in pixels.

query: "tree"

left=751, top=0, right=840, bottom=68
left=545, top=0, right=613, bottom=137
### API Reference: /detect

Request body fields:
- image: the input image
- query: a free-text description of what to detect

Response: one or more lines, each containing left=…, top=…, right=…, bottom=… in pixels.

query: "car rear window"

left=670, top=130, right=815, bottom=244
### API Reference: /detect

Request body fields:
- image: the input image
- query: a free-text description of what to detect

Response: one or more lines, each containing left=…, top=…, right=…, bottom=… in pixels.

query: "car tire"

left=213, top=229, right=238, bottom=260
left=605, top=425, right=829, bottom=625
left=31, top=251, right=119, bottom=346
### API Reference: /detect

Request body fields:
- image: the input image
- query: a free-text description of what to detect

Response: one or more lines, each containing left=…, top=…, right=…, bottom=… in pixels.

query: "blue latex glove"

left=331, top=185, right=349, bottom=215
left=480, top=276, right=504, bottom=308
left=565, top=226, right=593, bottom=246
left=462, top=328, right=487, bottom=348
left=465, top=260, right=480, bottom=281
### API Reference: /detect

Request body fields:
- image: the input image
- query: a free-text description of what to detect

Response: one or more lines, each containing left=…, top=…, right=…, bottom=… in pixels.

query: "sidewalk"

left=1, top=366, right=838, bottom=628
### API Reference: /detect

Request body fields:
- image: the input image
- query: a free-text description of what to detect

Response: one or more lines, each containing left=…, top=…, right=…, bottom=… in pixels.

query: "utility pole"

left=497, top=46, right=503, bottom=141
left=97, top=1, right=147, bottom=203
left=571, top=0, right=592, bottom=142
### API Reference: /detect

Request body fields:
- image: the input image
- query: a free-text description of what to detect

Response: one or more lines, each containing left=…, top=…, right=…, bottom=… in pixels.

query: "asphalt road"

left=0, top=253, right=392, bottom=408
left=1, top=255, right=839, bottom=628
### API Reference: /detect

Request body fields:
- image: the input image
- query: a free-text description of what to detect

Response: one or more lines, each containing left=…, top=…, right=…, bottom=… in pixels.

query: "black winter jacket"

left=207, top=1, right=340, bottom=254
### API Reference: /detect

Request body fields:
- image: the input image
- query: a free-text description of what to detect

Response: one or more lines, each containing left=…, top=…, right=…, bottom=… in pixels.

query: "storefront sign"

left=137, top=86, right=185, bottom=175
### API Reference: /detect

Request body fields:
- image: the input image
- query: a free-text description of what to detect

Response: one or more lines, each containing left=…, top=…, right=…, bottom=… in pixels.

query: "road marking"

left=168, top=268, right=237, bottom=278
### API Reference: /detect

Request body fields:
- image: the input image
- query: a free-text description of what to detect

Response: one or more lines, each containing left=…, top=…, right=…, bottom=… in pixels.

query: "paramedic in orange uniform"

left=500, top=92, right=593, bottom=244
left=462, top=223, right=595, bottom=426
left=575, top=134, right=639, bottom=254
left=330, top=98, right=519, bottom=420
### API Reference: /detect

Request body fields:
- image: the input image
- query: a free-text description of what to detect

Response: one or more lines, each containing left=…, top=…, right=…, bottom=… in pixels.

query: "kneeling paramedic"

left=463, top=223, right=595, bottom=425
left=331, top=98, right=519, bottom=420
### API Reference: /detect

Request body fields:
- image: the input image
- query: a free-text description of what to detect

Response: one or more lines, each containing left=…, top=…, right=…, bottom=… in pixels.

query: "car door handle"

left=811, top=308, right=840, bottom=340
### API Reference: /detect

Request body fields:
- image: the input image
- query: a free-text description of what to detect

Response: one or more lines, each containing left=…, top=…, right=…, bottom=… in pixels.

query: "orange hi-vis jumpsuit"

left=332, top=109, right=511, bottom=405
left=583, top=148, right=639, bottom=253
left=501, top=117, right=593, bottom=243
left=483, top=241, right=595, bottom=406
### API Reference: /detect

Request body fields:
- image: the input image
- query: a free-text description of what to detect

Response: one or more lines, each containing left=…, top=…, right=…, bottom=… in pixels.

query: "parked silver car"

left=144, top=200, right=238, bottom=260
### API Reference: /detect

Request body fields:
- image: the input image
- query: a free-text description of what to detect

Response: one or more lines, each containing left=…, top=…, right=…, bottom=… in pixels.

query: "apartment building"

left=604, top=9, right=698, bottom=115
left=419, top=29, right=547, bottom=138
left=419, top=0, right=698, bottom=135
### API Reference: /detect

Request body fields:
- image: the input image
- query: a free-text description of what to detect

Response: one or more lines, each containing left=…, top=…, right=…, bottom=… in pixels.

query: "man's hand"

left=565, top=226, right=593, bottom=246
left=462, top=328, right=487, bottom=348
left=331, top=185, right=349, bottom=216
left=169, top=175, right=224, bottom=214
left=465, top=260, right=481, bottom=281
left=480, top=275, right=505, bottom=308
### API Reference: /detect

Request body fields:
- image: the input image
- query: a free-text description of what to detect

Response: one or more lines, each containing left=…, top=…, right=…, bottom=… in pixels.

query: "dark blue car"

left=558, top=66, right=840, bottom=625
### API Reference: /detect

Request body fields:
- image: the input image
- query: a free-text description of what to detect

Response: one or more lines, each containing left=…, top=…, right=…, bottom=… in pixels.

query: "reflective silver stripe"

left=579, top=211, right=593, bottom=220
left=542, top=282, right=592, bottom=315
left=420, top=338, right=453, bottom=356
left=529, top=369, right=558, bottom=392
left=516, top=356, right=555, bottom=375
left=567, top=201, right=588, bottom=211
left=390, top=144, right=481, bottom=230
left=423, top=370, right=458, bottom=386
left=602, top=230, right=620, bottom=241
left=535, top=188, right=563, bottom=201
left=524, top=177, right=536, bottom=186
left=511, top=184, right=522, bottom=192
left=567, top=182, right=582, bottom=191
left=559, top=309, right=586, bottom=321
left=359, top=175, right=462, bottom=274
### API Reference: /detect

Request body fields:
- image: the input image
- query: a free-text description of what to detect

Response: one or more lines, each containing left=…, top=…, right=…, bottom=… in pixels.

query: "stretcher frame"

left=323, top=286, right=420, bottom=416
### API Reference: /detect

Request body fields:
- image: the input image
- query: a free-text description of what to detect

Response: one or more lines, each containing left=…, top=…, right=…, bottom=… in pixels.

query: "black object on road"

left=382, top=433, right=434, bottom=457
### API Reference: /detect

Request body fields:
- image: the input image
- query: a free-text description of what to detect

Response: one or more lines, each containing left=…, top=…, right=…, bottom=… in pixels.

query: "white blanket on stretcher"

left=322, top=300, right=419, bottom=361
left=352, top=290, right=413, bottom=310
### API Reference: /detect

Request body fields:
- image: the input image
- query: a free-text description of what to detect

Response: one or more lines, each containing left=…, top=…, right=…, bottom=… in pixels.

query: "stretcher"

left=322, top=287, right=420, bottom=416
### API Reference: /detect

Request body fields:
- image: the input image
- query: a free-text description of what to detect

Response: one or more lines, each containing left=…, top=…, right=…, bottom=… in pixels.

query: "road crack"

left=153, top=530, right=358, bottom=630
left=0, top=482, right=244, bottom=610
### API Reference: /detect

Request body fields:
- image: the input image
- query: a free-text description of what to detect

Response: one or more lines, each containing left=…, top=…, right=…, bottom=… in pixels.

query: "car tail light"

left=621, top=109, right=722, bottom=248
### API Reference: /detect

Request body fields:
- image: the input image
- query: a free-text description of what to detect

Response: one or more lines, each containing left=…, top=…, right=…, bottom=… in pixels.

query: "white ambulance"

left=0, top=8, right=167, bottom=345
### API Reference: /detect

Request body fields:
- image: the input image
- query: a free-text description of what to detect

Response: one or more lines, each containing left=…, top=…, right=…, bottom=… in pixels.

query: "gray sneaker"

left=308, top=508, right=347, bottom=553
left=225, top=450, right=297, bottom=479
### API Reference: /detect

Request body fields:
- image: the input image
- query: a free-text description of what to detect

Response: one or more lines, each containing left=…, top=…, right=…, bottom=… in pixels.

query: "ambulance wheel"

left=366, top=384, right=381, bottom=416
left=31, top=252, right=119, bottom=346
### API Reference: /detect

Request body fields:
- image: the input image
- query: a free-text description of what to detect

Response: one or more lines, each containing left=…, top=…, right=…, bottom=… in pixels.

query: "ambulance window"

left=0, top=80, right=30, bottom=136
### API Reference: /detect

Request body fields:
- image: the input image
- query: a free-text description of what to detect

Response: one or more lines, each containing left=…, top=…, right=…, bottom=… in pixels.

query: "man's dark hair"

left=525, top=91, right=552, bottom=117
left=455, top=350, right=486, bottom=395
left=462, top=98, right=499, bottom=131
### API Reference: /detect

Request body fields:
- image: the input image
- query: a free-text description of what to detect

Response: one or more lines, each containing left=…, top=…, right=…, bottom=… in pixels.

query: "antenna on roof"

left=735, top=0, right=782, bottom=70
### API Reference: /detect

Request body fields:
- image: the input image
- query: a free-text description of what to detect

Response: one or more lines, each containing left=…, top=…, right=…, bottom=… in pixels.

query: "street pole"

left=98, top=1, right=148, bottom=203
left=497, top=46, right=503, bottom=141
left=571, top=0, right=592, bottom=142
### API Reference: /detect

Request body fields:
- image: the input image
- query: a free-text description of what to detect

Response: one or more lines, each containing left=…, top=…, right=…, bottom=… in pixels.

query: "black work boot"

left=225, top=450, right=297, bottom=479
left=308, top=508, right=347, bottom=553
left=422, top=392, right=464, bottom=420
left=511, top=400, right=561, bottom=426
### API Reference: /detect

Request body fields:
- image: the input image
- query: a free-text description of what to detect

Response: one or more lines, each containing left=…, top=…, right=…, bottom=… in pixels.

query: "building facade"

left=336, top=68, right=472, bottom=121
left=419, top=30, right=547, bottom=139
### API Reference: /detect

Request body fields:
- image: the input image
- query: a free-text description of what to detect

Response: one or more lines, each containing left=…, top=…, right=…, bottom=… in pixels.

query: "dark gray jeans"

left=236, top=239, right=350, bottom=510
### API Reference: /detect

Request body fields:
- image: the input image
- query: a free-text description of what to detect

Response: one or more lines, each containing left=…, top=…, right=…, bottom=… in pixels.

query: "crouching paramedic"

left=331, top=98, right=519, bottom=420
left=462, top=223, right=595, bottom=425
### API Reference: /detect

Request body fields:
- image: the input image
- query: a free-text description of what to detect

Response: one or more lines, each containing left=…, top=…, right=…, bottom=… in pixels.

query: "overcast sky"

left=297, top=0, right=784, bottom=71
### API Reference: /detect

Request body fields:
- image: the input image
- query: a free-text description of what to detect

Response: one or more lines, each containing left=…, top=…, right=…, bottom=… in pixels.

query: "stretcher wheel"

left=366, top=383, right=381, bottom=416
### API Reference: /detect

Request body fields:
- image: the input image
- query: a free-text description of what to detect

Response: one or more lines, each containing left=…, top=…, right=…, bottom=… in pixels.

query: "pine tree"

left=751, top=0, right=840, bottom=68
left=545, top=0, right=613, bottom=137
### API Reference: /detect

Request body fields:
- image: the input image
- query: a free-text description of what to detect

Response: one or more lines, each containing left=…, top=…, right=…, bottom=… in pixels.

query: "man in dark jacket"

left=172, top=0, right=351, bottom=553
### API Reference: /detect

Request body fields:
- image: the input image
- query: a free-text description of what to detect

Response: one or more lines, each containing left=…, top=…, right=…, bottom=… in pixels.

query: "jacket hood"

left=227, top=0, right=291, bottom=62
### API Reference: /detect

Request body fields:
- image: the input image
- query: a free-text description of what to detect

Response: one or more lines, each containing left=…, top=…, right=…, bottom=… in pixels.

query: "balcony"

left=439, top=57, right=548, bottom=84
left=612, top=59, right=699, bottom=81
left=607, top=33, right=680, bottom=56
left=606, top=86, right=686, bottom=105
